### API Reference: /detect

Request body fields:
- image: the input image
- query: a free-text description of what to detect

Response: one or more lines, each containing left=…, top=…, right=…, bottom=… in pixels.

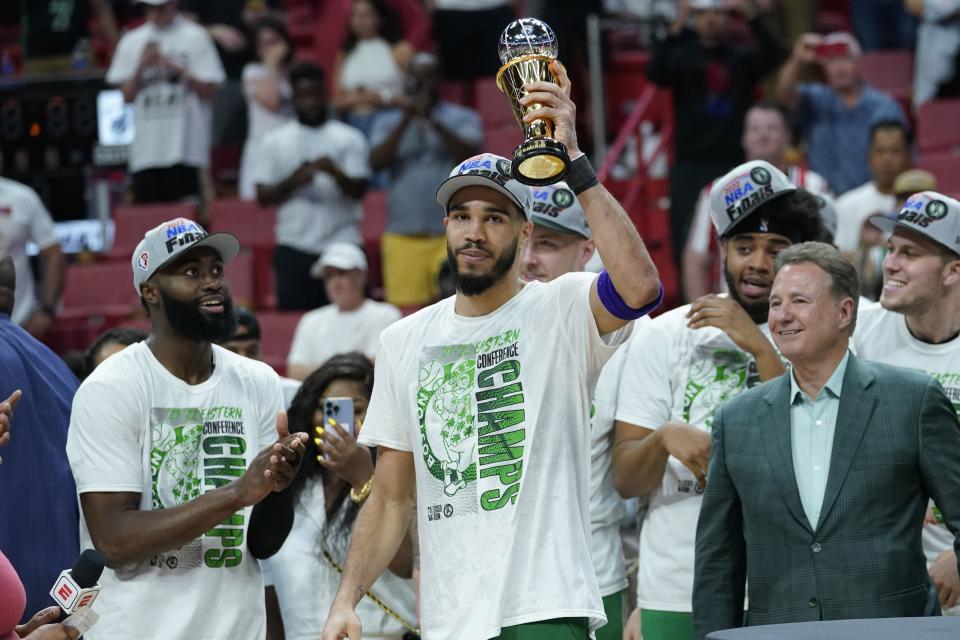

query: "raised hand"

left=687, top=294, right=770, bottom=354
left=235, top=412, right=308, bottom=506
left=792, top=33, right=822, bottom=64
left=315, top=420, right=374, bottom=488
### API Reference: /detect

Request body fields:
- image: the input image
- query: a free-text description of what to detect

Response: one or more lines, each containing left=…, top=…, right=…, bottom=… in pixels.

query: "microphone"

left=49, top=549, right=105, bottom=616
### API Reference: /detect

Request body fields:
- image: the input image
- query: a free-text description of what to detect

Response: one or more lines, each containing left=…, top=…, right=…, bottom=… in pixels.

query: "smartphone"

left=323, top=397, right=355, bottom=437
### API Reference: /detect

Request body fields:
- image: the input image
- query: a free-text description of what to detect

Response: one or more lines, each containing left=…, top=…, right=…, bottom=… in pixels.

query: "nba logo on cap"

left=137, top=251, right=149, bottom=271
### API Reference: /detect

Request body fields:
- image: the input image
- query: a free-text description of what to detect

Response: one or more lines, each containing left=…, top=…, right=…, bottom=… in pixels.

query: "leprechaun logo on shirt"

left=682, top=347, right=760, bottom=429
left=149, top=406, right=249, bottom=570
left=417, top=328, right=527, bottom=517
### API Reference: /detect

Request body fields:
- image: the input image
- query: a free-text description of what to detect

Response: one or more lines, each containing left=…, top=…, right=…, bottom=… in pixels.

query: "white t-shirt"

left=851, top=302, right=960, bottom=614
left=263, top=480, right=416, bottom=640
left=590, top=324, right=649, bottom=596
left=106, top=15, right=225, bottom=172
left=358, top=273, right=629, bottom=639
left=287, top=300, right=401, bottom=371
left=280, top=376, right=302, bottom=408
left=66, top=343, right=284, bottom=640
left=239, top=63, right=293, bottom=200
left=685, top=166, right=830, bottom=294
left=339, top=39, right=404, bottom=101
left=833, top=181, right=896, bottom=252
left=615, top=302, right=770, bottom=612
left=252, top=120, right=371, bottom=254
left=0, top=177, right=59, bottom=324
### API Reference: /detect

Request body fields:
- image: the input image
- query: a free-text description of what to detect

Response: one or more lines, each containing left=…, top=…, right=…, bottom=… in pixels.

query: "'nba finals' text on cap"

left=310, top=242, right=368, bottom=278
left=709, top=160, right=797, bottom=238
left=131, top=218, right=240, bottom=295
left=869, top=191, right=960, bottom=255
left=530, top=182, right=591, bottom=239
left=436, top=153, right=533, bottom=220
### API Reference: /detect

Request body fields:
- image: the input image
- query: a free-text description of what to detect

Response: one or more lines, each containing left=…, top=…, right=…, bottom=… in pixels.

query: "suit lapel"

left=816, top=355, right=877, bottom=532
left=759, top=376, right=813, bottom=535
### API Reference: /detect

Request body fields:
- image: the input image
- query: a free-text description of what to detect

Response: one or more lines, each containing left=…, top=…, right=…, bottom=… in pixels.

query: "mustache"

left=455, top=242, right=492, bottom=257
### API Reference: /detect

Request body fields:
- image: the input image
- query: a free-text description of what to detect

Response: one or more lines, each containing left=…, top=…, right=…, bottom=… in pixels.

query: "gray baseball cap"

left=436, top=153, right=532, bottom=219
left=709, top=160, right=796, bottom=238
left=131, top=218, right=240, bottom=295
left=869, top=191, right=960, bottom=254
left=529, top=182, right=591, bottom=238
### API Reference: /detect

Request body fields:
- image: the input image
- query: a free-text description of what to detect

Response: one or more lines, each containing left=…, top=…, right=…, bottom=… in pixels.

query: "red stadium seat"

left=475, top=77, right=517, bottom=131
left=484, top=126, right=521, bottom=159
left=225, top=249, right=255, bottom=309
left=61, top=261, right=140, bottom=320
left=859, top=50, right=913, bottom=93
left=918, top=153, right=960, bottom=193
left=439, top=81, right=471, bottom=107
left=207, top=198, right=277, bottom=251
left=917, top=99, right=960, bottom=154
left=107, top=202, right=197, bottom=260
left=257, top=311, right=304, bottom=375
left=208, top=199, right=278, bottom=309
left=361, top=190, right=389, bottom=299
left=210, top=145, right=242, bottom=196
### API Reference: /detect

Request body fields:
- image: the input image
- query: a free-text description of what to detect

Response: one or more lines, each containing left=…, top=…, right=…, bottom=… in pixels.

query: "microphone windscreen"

left=71, top=549, right=106, bottom=588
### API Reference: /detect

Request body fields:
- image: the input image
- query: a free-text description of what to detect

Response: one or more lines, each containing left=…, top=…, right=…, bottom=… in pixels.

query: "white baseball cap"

left=436, top=153, right=532, bottom=220
left=530, top=182, right=591, bottom=238
left=869, top=191, right=960, bottom=255
left=310, top=243, right=368, bottom=278
left=709, top=160, right=797, bottom=238
left=131, top=218, right=240, bottom=295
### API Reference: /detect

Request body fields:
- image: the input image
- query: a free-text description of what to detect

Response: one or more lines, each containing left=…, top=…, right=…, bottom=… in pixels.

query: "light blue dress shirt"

left=789, top=351, right=850, bottom=529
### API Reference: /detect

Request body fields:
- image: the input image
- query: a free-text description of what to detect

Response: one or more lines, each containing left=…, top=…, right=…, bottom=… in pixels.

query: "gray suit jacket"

left=692, top=353, right=960, bottom=640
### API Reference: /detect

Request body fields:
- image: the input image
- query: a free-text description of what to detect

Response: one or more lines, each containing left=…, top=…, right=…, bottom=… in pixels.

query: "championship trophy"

left=496, top=18, right=570, bottom=186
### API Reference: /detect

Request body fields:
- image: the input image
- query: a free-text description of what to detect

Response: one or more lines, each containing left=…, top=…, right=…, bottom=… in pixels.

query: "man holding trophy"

left=321, top=19, right=663, bottom=640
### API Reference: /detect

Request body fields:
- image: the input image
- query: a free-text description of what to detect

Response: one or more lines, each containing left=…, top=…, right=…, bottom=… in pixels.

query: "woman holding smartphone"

left=263, top=353, right=417, bottom=640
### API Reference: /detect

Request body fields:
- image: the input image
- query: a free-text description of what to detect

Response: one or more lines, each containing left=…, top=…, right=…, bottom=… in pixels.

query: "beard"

left=447, top=238, right=519, bottom=297
left=723, top=266, right=770, bottom=324
left=296, top=108, right=327, bottom=128
left=160, top=288, right=237, bottom=343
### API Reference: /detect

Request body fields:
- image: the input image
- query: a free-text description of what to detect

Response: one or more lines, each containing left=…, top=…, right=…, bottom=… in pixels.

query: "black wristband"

left=567, top=154, right=598, bottom=195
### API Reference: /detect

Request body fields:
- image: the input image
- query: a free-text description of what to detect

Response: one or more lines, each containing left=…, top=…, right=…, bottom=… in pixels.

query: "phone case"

left=323, top=397, right=355, bottom=437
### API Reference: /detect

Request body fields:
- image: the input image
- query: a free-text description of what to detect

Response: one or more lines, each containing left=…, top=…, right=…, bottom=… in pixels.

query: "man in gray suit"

left=693, top=241, right=960, bottom=639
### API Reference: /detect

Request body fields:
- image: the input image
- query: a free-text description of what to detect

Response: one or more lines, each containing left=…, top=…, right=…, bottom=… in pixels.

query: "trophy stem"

left=496, top=54, right=570, bottom=185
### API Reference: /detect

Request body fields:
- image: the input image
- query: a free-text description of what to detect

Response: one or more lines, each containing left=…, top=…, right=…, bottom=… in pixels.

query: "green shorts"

left=493, top=617, right=590, bottom=640
left=640, top=609, right=693, bottom=640
left=595, top=590, right=626, bottom=640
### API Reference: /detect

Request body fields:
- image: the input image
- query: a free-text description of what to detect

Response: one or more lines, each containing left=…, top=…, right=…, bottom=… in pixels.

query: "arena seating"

left=257, top=311, right=305, bottom=375
left=107, top=202, right=197, bottom=260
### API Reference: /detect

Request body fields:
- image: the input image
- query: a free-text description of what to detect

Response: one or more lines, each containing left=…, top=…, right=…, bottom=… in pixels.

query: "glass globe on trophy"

left=496, top=18, right=570, bottom=186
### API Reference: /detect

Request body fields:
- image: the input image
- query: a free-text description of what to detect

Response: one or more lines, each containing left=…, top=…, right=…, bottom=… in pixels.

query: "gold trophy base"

left=496, top=54, right=571, bottom=186
left=512, top=137, right=569, bottom=186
